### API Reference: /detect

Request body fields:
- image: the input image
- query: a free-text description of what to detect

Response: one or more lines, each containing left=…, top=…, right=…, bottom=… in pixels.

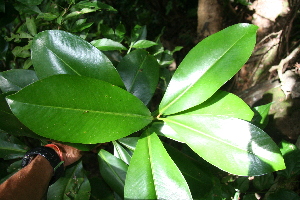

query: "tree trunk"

left=197, top=0, right=223, bottom=40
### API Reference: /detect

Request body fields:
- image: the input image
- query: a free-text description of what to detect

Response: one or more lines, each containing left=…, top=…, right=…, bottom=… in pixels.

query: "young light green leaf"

left=132, top=40, right=158, bottom=49
left=32, top=30, right=125, bottom=88
left=179, top=90, right=254, bottom=121
left=117, top=49, right=160, bottom=105
left=0, top=69, right=38, bottom=93
left=159, top=23, right=258, bottom=115
left=161, top=114, right=285, bottom=176
left=6, top=75, right=152, bottom=144
left=98, top=149, right=128, bottom=197
left=124, top=130, right=192, bottom=200
left=48, top=161, right=90, bottom=199
left=252, top=103, right=272, bottom=129
left=91, top=38, right=127, bottom=51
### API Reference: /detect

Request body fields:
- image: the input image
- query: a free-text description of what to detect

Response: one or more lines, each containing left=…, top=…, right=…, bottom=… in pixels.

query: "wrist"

left=21, top=145, right=64, bottom=185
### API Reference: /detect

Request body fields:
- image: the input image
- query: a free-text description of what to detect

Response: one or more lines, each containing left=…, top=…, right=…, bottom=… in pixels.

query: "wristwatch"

left=21, top=145, right=64, bottom=185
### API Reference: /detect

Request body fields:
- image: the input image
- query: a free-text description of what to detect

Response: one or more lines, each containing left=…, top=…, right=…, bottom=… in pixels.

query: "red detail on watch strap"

left=45, top=144, right=64, bottom=162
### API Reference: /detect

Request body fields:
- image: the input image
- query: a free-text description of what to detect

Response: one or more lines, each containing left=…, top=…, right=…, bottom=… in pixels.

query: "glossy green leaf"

left=113, top=140, right=132, bottom=165
left=31, top=30, right=124, bottom=88
left=0, top=69, right=38, bottom=93
left=91, top=38, right=127, bottom=51
left=132, top=40, right=157, bottom=49
left=0, top=93, right=41, bottom=138
left=160, top=115, right=285, bottom=175
left=98, top=149, right=128, bottom=197
left=0, top=131, right=28, bottom=160
left=117, top=49, right=160, bottom=104
left=124, top=130, right=192, bottom=200
left=48, top=161, right=90, bottom=199
left=252, top=103, right=272, bottom=129
left=180, top=90, right=254, bottom=121
left=163, top=143, right=213, bottom=198
left=118, top=137, right=139, bottom=151
left=159, top=24, right=258, bottom=115
left=6, top=75, right=152, bottom=144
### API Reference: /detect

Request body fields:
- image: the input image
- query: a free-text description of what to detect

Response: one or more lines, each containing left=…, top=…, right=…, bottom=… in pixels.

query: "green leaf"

left=252, top=103, right=272, bottom=129
left=159, top=23, right=258, bottom=115
left=98, top=149, right=128, bottom=197
left=179, top=90, right=254, bottom=121
left=31, top=30, right=125, bottom=88
left=0, top=93, right=41, bottom=138
left=124, top=130, right=192, bottom=200
left=113, top=140, right=132, bottom=165
left=48, top=161, right=90, bottom=199
left=0, top=69, right=38, bottom=93
left=266, top=189, right=300, bottom=200
left=117, top=49, right=160, bottom=105
left=6, top=75, right=152, bottom=144
left=253, top=173, right=274, bottom=191
left=91, top=38, right=127, bottom=51
left=25, top=16, right=37, bottom=36
left=132, top=40, right=158, bottom=49
left=277, top=141, right=300, bottom=178
left=0, top=131, right=28, bottom=160
left=163, top=143, right=213, bottom=198
left=118, top=137, right=139, bottom=151
left=75, top=0, right=116, bottom=12
left=16, top=0, right=43, bottom=6
left=160, top=115, right=285, bottom=175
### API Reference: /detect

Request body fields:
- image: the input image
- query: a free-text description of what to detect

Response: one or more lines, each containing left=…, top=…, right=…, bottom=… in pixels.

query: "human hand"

left=47, top=142, right=82, bottom=167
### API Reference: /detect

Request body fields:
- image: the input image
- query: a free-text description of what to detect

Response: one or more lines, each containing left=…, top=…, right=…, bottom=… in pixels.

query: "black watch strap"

left=21, top=146, right=64, bottom=185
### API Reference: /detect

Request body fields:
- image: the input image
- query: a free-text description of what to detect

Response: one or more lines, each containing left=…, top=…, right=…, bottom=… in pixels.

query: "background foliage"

left=0, top=0, right=299, bottom=199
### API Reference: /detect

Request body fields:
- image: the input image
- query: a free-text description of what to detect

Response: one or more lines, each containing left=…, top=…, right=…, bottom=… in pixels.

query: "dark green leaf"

left=124, top=130, right=192, bottom=200
left=179, top=90, right=254, bottom=121
left=266, top=189, right=300, bottom=200
left=16, top=0, right=43, bottom=6
left=117, top=137, right=139, bottom=151
left=91, top=38, right=127, bottom=51
left=253, top=173, right=274, bottom=191
left=117, top=49, right=160, bottom=104
left=160, top=115, right=285, bottom=175
left=98, top=149, right=128, bottom=198
left=48, top=161, right=90, bottom=199
left=6, top=75, right=152, bottom=144
left=0, top=131, right=28, bottom=160
left=32, top=30, right=125, bottom=88
left=0, top=69, right=38, bottom=93
left=113, top=141, right=131, bottom=165
left=89, top=176, right=115, bottom=200
left=0, top=93, right=41, bottom=138
left=163, top=143, right=213, bottom=198
left=159, top=24, right=258, bottom=115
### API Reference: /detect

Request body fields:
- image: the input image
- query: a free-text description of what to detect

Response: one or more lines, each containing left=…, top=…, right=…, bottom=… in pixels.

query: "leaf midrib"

left=12, top=101, right=151, bottom=119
